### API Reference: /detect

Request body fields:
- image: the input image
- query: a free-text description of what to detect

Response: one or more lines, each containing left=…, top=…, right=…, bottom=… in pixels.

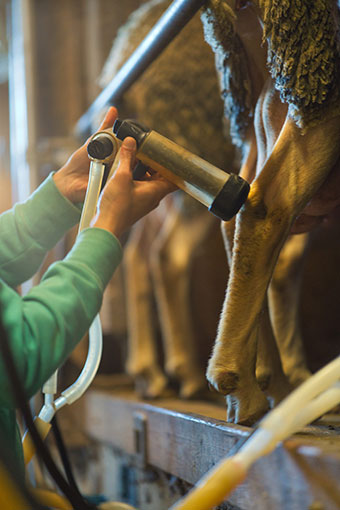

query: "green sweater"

left=0, top=174, right=122, bottom=477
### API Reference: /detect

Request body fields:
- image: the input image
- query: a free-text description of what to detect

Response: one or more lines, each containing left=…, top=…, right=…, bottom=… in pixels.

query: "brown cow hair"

left=202, top=0, right=340, bottom=142
left=201, top=0, right=253, bottom=148
left=260, top=0, right=340, bottom=129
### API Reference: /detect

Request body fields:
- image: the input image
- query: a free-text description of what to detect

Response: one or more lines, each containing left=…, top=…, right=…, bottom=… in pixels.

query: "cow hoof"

left=266, top=379, right=291, bottom=409
left=288, top=369, right=311, bottom=389
left=179, top=377, right=208, bottom=400
left=257, top=371, right=292, bottom=408
left=134, top=368, right=169, bottom=399
left=226, top=395, right=236, bottom=422
left=226, top=386, right=270, bottom=425
left=166, top=360, right=206, bottom=399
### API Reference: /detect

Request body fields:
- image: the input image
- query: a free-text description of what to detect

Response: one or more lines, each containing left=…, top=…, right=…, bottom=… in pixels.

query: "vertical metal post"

left=84, top=0, right=102, bottom=104
left=8, top=0, right=38, bottom=289
left=8, top=0, right=38, bottom=204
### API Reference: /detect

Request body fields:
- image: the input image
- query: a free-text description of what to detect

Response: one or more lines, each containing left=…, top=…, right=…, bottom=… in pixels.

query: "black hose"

left=0, top=314, right=97, bottom=510
left=51, top=414, right=82, bottom=493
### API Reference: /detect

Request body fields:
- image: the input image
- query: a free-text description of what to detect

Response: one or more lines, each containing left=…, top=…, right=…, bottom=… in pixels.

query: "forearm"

left=0, top=227, right=122, bottom=407
left=0, top=174, right=81, bottom=287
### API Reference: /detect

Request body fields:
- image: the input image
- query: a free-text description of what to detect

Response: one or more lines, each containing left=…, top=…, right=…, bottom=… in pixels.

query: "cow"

left=202, top=0, right=340, bottom=424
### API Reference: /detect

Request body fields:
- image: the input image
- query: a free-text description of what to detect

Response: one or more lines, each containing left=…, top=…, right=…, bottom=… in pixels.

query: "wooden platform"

left=83, top=383, right=340, bottom=510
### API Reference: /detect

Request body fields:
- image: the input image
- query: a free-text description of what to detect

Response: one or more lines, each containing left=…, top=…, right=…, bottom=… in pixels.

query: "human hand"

left=53, top=107, right=118, bottom=203
left=91, top=137, right=177, bottom=238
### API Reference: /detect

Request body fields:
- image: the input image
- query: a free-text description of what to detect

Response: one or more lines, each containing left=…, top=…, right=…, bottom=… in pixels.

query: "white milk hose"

left=40, top=155, right=120, bottom=422
left=171, top=355, right=340, bottom=510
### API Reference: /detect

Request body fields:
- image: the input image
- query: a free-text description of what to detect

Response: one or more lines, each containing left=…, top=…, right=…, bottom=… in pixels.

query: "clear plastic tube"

left=40, top=160, right=107, bottom=420
left=277, top=381, right=340, bottom=441
left=78, top=160, right=106, bottom=232
left=42, top=371, right=58, bottom=395
left=260, top=356, right=340, bottom=440
left=56, top=315, right=103, bottom=407
left=237, top=357, right=340, bottom=460
left=54, top=159, right=107, bottom=409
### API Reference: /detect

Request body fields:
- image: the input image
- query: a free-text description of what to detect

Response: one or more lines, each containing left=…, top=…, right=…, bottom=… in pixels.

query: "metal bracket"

left=133, top=412, right=147, bottom=468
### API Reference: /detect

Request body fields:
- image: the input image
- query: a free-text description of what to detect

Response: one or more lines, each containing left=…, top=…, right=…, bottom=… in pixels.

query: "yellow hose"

left=22, top=418, right=73, bottom=509
left=0, top=464, right=33, bottom=510
left=31, top=488, right=73, bottom=510
left=170, top=457, right=247, bottom=510
left=0, top=472, right=73, bottom=510
left=22, top=416, right=51, bottom=466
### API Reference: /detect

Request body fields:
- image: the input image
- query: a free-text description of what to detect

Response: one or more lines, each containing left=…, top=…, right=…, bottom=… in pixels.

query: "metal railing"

left=75, top=0, right=207, bottom=135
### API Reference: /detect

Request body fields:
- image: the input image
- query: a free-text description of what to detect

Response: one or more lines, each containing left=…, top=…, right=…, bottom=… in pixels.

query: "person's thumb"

left=117, top=137, right=137, bottom=175
left=99, top=106, right=118, bottom=130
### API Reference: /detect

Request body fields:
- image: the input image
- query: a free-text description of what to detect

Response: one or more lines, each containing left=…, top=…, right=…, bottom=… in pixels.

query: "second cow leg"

left=151, top=199, right=216, bottom=399
left=124, top=217, right=168, bottom=398
left=268, top=233, right=311, bottom=387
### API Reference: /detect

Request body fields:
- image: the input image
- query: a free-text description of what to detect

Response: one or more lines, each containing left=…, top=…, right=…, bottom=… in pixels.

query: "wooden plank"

left=84, top=389, right=340, bottom=510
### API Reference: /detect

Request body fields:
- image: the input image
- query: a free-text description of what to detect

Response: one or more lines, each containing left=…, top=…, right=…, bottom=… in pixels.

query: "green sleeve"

left=0, top=174, right=82, bottom=287
left=0, top=227, right=122, bottom=408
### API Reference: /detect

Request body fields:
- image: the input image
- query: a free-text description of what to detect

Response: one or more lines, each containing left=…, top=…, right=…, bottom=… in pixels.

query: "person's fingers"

left=148, top=172, right=178, bottom=191
left=117, top=137, right=137, bottom=175
left=99, top=106, right=118, bottom=130
left=154, top=179, right=178, bottom=197
left=135, top=177, right=177, bottom=198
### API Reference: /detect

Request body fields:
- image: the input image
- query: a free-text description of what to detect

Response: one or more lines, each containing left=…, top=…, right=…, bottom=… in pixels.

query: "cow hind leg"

left=268, top=233, right=311, bottom=388
left=208, top=115, right=340, bottom=424
left=256, top=299, right=292, bottom=406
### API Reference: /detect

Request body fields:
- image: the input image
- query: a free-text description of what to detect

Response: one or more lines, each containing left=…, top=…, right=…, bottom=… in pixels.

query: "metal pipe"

left=75, top=0, right=207, bottom=135
left=113, top=119, right=250, bottom=221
